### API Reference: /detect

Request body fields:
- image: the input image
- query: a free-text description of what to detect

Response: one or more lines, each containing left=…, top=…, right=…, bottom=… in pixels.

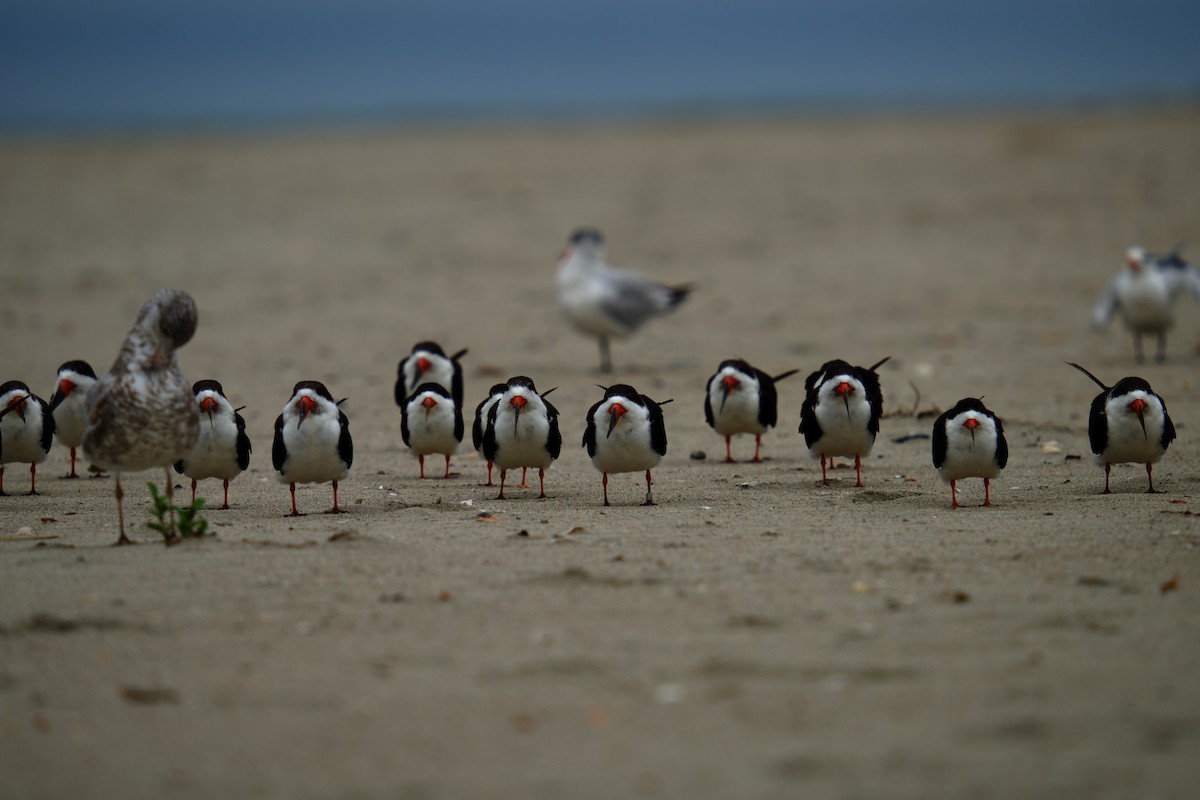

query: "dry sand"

left=2, top=109, right=1199, bottom=799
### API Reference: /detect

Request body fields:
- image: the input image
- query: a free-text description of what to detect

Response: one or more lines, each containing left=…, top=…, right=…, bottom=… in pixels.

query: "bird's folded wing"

left=1091, top=284, right=1118, bottom=327
left=599, top=269, right=673, bottom=330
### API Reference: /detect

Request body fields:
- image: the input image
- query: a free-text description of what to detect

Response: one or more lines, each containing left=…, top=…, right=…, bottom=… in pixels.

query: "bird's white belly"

left=279, top=419, right=347, bottom=484
left=53, top=398, right=88, bottom=448
left=1100, top=426, right=1166, bottom=465
left=1, top=420, right=48, bottom=465
left=407, top=414, right=459, bottom=456
left=591, top=429, right=662, bottom=475
left=938, top=448, right=1001, bottom=482
left=492, top=414, right=553, bottom=470
left=710, top=391, right=765, bottom=436
left=181, top=422, right=241, bottom=481
left=809, top=402, right=874, bottom=457
left=1122, top=282, right=1172, bottom=330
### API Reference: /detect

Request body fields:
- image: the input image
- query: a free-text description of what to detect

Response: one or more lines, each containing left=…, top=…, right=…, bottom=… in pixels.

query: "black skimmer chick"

left=1092, top=245, right=1200, bottom=363
left=556, top=228, right=691, bottom=373
left=931, top=398, right=1008, bottom=509
left=395, top=341, right=467, bottom=409
left=1068, top=362, right=1175, bottom=494
left=798, top=357, right=890, bottom=487
left=47, top=360, right=98, bottom=478
left=82, top=289, right=201, bottom=545
left=0, top=381, right=56, bottom=495
left=173, top=380, right=251, bottom=510
left=704, top=359, right=798, bottom=463
left=471, top=383, right=507, bottom=486
left=481, top=376, right=561, bottom=499
left=583, top=384, right=670, bottom=506
left=401, top=382, right=464, bottom=479
left=272, top=381, right=353, bottom=515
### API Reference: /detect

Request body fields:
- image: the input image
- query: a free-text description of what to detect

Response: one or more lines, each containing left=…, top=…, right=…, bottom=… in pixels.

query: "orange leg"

left=327, top=480, right=347, bottom=513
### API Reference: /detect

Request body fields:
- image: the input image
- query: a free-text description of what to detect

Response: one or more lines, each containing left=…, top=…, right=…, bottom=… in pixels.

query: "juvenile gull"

left=83, top=289, right=200, bottom=544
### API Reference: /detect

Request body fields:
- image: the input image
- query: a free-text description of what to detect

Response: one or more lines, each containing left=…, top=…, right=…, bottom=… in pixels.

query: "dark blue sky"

left=3, top=0, right=1199, bottom=131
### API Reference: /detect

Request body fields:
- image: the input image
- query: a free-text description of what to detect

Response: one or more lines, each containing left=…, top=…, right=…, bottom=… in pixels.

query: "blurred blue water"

left=3, top=0, right=1199, bottom=133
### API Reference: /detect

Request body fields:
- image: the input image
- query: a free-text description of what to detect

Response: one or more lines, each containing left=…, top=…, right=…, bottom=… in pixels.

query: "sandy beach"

left=2, top=108, right=1199, bottom=799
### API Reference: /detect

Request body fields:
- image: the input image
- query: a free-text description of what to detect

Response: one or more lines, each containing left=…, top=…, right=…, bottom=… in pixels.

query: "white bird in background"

left=557, top=228, right=691, bottom=373
left=1092, top=244, right=1200, bottom=362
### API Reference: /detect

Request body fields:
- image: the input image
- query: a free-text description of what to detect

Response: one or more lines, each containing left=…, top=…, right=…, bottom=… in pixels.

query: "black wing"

left=753, top=366, right=780, bottom=429
left=338, top=411, right=354, bottom=469
left=643, top=395, right=668, bottom=457
left=234, top=410, right=252, bottom=471
left=394, top=358, right=410, bottom=408
left=703, top=371, right=716, bottom=429
left=931, top=408, right=951, bottom=469
left=857, top=365, right=885, bottom=436
left=582, top=398, right=603, bottom=457
left=453, top=402, right=465, bottom=444
left=34, top=395, right=55, bottom=452
left=993, top=412, right=1009, bottom=469
left=482, top=402, right=500, bottom=462
left=545, top=402, right=563, bottom=460
left=450, top=357, right=466, bottom=408
left=400, top=399, right=412, bottom=447
left=1159, top=395, right=1177, bottom=450
left=1087, top=390, right=1108, bottom=456
left=271, top=413, right=287, bottom=472
left=173, top=459, right=185, bottom=475
left=798, top=389, right=821, bottom=446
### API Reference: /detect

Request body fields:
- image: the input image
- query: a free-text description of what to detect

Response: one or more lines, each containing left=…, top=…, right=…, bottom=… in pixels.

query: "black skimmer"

left=1068, top=362, right=1175, bottom=494
left=704, top=359, right=798, bottom=463
left=481, top=376, right=561, bottom=499
left=471, top=383, right=507, bottom=486
left=82, top=289, right=201, bottom=545
left=272, top=380, right=353, bottom=516
left=583, top=384, right=670, bottom=506
left=173, top=380, right=251, bottom=510
left=394, top=341, right=467, bottom=409
left=556, top=228, right=691, bottom=373
left=47, top=360, right=98, bottom=479
left=798, top=357, right=890, bottom=487
left=931, top=398, right=1008, bottom=509
left=401, top=382, right=464, bottom=479
left=0, top=381, right=56, bottom=495
left=1092, top=245, right=1200, bottom=362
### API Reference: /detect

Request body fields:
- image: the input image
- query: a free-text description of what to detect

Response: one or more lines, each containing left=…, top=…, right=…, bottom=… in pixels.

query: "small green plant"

left=146, top=482, right=210, bottom=545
